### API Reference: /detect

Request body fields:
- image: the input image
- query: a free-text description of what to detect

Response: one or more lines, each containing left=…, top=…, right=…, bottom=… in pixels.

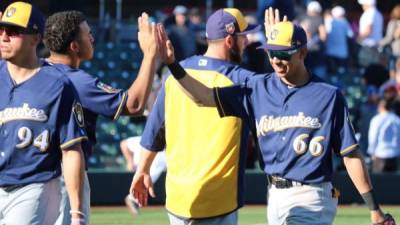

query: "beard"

left=229, top=37, right=242, bottom=64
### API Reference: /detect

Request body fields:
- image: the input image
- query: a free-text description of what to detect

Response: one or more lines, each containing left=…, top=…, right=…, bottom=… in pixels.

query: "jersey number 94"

left=16, top=127, right=50, bottom=152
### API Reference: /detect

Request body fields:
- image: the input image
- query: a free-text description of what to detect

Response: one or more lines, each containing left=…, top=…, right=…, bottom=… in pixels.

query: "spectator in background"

left=187, top=7, right=207, bottom=55
left=325, top=6, right=354, bottom=75
left=188, top=7, right=203, bottom=32
left=357, top=0, right=383, bottom=67
left=357, top=64, right=389, bottom=155
left=368, top=97, right=400, bottom=173
left=379, top=4, right=400, bottom=79
left=300, top=1, right=327, bottom=79
left=166, top=5, right=196, bottom=61
left=379, top=58, right=400, bottom=97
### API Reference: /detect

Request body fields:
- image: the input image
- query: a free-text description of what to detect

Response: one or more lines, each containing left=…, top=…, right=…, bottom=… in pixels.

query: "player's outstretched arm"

left=130, top=148, right=157, bottom=207
left=123, top=12, right=158, bottom=115
left=343, top=149, right=391, bottom=225
left=62, top=143, right=86, bottom=225
left=156, top=24, right=216, bottom=107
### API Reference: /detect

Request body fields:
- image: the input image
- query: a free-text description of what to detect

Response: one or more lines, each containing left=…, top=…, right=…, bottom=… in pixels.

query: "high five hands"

left=264, top=7, right=288, bottom=41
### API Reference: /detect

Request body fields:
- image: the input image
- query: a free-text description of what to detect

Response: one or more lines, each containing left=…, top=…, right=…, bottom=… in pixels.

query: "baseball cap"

left=0, top=2, right=45, bottom=34
left=259, top=21, right=307, bottom=51
left=332, top=6, right=346, bottom=18
left=205, top=8, right=261, bottom=40
left=307, top=1, right=322, bottom=14
left=173, top=5, right=188, bottom=15
left=358, top=0, right=376, bottom=5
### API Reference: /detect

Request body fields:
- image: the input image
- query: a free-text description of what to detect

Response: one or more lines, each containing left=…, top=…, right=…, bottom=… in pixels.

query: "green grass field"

left=91, top=205, right=400, bottom=225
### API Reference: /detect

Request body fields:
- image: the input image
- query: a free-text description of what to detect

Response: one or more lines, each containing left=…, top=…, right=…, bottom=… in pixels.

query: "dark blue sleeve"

left=70, top=71, right=127, bottom=120
left=332, top=90, right=359, bottom=156
left=140, top=86, right=166, bottom=152
left=58, top=79, right=88, bottom=149
left=213, top=82, right=251, bottom=121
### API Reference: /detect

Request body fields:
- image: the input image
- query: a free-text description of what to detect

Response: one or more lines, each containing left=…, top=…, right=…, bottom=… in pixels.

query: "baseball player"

left=155, top=8, right=396, bottom=225
left=130, top=8, right=260, bottom=225
left=42, top=10, right=159, bottom=225
left=0, top=2, right=87, bottom=225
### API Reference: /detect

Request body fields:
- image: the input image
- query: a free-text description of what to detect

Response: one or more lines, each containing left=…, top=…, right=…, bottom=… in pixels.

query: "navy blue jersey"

left=0, top=61, right=87, bottom=186
left=214, top=73, right=358, bottom=184
left=51, top=63, right=127, bottom=156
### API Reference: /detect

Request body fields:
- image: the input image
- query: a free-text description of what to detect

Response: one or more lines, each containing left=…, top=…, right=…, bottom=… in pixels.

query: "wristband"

left=71, top=217, right=87, bottom=225
left=167, top=61, right=186, bottom=80
left=70, top=210, right=86, bottom=218
left=361, top=190, right=380, bottom=211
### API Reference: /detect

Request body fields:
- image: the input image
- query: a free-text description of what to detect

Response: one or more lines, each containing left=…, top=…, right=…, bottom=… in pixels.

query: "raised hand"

left=129, top=171, right=155, bottom=207
left=264, top=7, right=288, bottom=41
left=156, top=23, right=175, bottom=64
left=137, top=12, right=158, bottom=57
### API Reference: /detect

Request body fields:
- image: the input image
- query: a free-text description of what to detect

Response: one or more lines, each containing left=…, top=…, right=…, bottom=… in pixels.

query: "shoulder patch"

left=72, top=102, right=85, bottom=127
left=97, top=81, right=119, bottom=93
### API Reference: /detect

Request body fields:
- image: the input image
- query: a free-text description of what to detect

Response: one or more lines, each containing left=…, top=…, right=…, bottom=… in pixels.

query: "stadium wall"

left=88, top=171, right=400, bottom=205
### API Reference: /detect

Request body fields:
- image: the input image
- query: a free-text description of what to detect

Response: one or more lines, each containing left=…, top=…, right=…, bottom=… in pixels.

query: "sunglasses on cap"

left=0, top=25, right=37, bottom=37
left=267, top=49, right=298, bottom=61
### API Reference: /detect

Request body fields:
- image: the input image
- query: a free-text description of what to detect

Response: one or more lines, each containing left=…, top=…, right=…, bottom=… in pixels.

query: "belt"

left=267, top=175, right=304, bottom=189
left=0, top=185, right=23, bottom=192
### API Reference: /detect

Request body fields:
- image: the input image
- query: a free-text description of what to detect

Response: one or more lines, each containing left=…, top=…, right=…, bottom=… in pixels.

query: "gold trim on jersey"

left=214, top=87, right=226, bottom=116
left=0, top=103, right=48, bottom=125
left=60, top=136, right=88, bottom=149
left=113, top=92, right=127, bottom=120
left=340, top=144, right=359, bottom=155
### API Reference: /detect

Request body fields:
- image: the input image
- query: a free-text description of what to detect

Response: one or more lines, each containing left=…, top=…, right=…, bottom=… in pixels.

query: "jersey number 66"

left=293, top=134, right=324, bottom=157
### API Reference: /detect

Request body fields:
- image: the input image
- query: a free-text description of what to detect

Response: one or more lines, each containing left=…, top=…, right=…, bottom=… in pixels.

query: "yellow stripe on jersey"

left=340, top=144, right=359, bottom=155
left=60, top=136, right=88, bottom=149
left=164, top=69, right=242, bottom=218
left=214, top=87, right=227, bottom=116
left=113, top=92, right=127, bottom=120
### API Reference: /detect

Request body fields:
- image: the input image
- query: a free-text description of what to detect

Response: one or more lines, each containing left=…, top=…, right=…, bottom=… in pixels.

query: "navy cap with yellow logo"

left=260, top=21, right=307, bottom=51
left=206, top=8, right=261, bottom=40
left=0, top=1, right=45, bottom=34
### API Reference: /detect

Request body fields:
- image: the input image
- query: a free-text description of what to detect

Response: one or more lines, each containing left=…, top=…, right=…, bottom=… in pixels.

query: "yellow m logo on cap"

left=1, top=2, right=33, bottom=29
left=267, top=21, right=294, bottom=47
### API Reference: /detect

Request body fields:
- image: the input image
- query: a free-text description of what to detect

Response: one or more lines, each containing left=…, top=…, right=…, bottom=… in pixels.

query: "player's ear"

left=32, top=33, right=42, bottom=46
left=70, top=40, right=80, bottom=54
left=224, top=35, right=234, bottom=49
left=298, top=47, right=307, bottom=60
